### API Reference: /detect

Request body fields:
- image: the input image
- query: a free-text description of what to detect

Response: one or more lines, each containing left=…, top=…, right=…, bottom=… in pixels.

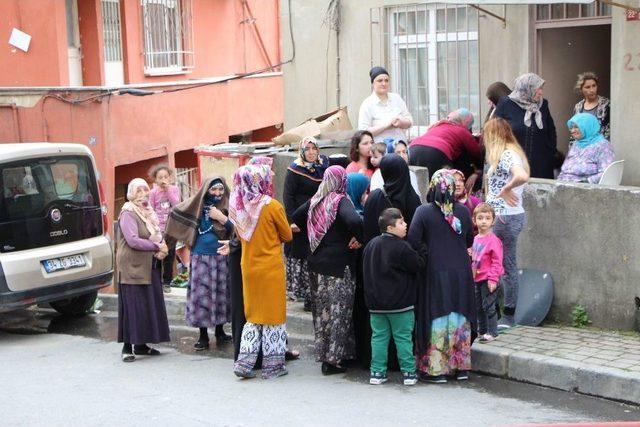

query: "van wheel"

left=50, top=291, right=98, bottom=316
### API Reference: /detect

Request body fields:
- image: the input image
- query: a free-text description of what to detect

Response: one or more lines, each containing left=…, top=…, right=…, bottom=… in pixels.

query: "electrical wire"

left=46, top=0, right=297, bottom=105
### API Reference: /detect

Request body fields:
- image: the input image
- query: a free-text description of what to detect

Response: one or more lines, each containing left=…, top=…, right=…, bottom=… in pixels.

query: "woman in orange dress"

left=229, top=163, right=293, bottom=379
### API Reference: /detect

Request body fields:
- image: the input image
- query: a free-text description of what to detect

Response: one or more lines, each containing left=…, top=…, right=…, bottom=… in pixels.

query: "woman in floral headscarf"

left=407, top=169, right=475, bottom=383
left=283, top=137, right=329, bottom=309
left=117, top=178, right=171, bottom=362
left=494, top=73, right=557, bottom=179
left=292, top=166, right=363, bottom=375
left=229, top=164, right=293, bottom=379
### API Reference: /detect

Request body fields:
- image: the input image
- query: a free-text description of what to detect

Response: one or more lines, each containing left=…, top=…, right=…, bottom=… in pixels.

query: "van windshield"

left=0, top=155, right=102, bottom=253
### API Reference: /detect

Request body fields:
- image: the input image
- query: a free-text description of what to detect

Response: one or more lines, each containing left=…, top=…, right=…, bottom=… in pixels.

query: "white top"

left=358, top=92, right=413, bottom=143
left=486, top=149, right=525, bottom=216
left=369, top=168, right=420, bottom=195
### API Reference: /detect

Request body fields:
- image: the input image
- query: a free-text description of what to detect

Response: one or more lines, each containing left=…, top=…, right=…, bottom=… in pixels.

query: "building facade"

left=281, top=0, right=640, bottom=185
left=0, top=0, right=284, bottom=217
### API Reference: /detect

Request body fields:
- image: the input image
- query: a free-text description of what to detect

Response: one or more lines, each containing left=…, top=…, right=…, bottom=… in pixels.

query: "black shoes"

left=194, top=340, right=210, bottom=351
left=321, top=362, right=347, bottom=375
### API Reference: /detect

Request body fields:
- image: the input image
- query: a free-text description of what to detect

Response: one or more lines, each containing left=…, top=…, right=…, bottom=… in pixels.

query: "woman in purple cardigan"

left=116, top=178, right=171, bottom=362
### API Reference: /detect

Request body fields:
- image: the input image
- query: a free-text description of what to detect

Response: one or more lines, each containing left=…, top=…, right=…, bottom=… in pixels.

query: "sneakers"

left=369, top=371, right=388, bottom=385
left=420, top=374, right=447, bottom=384
left=456, top=370, right=469, bottom=381
left=479, top=333, right=496, bottom=343
left=498, top=314, right=515, bottom=330
left=403, top=372, right=418, bottom=386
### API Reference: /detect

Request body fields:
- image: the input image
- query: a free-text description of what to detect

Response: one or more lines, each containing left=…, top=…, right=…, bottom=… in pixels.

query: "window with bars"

left=383, top=4, right=480, bottom=137
left=141, top=0, right=194, bottom=75
left=536, top=1, right=611, bottom=21
left=102, top=0, right=122, bottom=62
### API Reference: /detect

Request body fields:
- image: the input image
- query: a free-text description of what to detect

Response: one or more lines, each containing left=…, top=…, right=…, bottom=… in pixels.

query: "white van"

left=0, top=143, right=113, bottom=315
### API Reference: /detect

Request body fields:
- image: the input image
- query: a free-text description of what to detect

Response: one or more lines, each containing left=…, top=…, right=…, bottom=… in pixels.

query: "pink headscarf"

left=307, top=166, right=347, bottom=253
left=121, top=178, right=163, bottom=244
left=228, top=164, right=272, bottom=241
left=247, top=156, right=274, bottom=196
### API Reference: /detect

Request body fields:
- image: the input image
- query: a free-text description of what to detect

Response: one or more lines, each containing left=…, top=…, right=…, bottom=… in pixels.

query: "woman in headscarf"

left=493, top=73, right=557, bottom=179
left=355, top=154, right=421, bottom=368
left=358, top=66, right=413, bottom=144
left=117, top=178, right=171, bottom=362
left=229, top=163, right=293, bottom=379
left=558, top=113, right=614, bottom=184
left=283, top=137, right=330, bottom=309
left=363, top=154, right=422, bottom=244
left=346, top=173, right=370, bottom=216
left=407, top=169, right=475, bottom=383
left=292, top=166, right=363, bottom=375
left=409, top=108, right=482, bottom=180
left=165, top=176, right=233, bottom=350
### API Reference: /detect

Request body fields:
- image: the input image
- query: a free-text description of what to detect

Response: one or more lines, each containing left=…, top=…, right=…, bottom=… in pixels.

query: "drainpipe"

left=336, top=27, right=340, bottom=107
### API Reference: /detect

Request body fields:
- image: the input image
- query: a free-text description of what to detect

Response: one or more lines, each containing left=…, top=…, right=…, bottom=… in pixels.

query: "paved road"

left=1, top=308, right=639, bottom=427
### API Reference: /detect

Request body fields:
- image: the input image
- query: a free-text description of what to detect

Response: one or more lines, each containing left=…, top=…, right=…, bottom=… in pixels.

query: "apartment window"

left=141, top=0, right=194, bottom=75
left=536, top=1, right=611, bottom=21
left=382, top=4, right=479, bottom=137
left=102, top=0, right=123, bottom=62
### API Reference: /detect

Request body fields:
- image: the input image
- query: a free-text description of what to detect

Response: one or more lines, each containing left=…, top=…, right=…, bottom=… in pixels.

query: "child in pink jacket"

left=149, top=165, right=181, bottom=293
left=471, top=203, right=504, bottom=342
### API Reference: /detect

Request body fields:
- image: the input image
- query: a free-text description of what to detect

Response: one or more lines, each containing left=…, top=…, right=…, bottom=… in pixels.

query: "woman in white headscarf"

left=116, top=178, right=171, bottom=362
left=493, top=73, right=557, bottom=179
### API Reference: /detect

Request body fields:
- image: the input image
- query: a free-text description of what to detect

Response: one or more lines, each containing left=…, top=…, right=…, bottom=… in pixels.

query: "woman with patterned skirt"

left=292, top=166, right=364, bottom=375
left=408, top=169, right=476, bottom=383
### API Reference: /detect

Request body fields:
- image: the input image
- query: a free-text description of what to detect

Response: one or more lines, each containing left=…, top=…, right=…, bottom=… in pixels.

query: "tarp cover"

left=435, top=0, right=594, bottom=3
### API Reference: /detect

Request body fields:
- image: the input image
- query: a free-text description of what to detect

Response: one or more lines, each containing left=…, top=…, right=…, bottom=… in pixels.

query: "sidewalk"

left=98, top=291, right=640, bottom=406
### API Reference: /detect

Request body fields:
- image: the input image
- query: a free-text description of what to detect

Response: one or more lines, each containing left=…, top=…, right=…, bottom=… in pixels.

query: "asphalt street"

left=1, top=308, right=639, bottom=427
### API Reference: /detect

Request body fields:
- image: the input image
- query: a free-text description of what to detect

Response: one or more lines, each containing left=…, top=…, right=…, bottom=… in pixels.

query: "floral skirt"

left=311, top=267, right=356, bottom=364
left=417, top=312, right=471, bottom=376
left=186, top=253, right=230, bottom=328
left=285, top=256, right=312, bottom=301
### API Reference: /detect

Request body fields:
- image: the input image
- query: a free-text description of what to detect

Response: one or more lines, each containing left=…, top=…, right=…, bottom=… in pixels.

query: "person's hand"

left=217, top=240, right=230, bottom=256
left=465, top=172, right=479, bottom=195
left=488, top=281, right=498, bottom=293
left=291, top=223, right=301, bottom=233
left=391, top=117, right=402, bottom=128
left=154, top=251, right=168, bottom=260
left=157, top=242, right=168, bottom=254
left=348, top=237, right=362, bottom=249
left=209, top=206, right=227, bottom=223
left=467, top=247, right=473, bottom=257
left=498, top=188, right=519, bottom=207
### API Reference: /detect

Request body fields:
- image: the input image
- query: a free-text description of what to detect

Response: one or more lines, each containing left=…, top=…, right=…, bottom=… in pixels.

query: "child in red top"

left=471, top=203, right=504, bottom=342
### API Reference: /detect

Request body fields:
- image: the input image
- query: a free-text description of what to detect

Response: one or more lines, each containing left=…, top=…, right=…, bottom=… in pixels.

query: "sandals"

left=133, top=345, right=161, bottom=356
left=285, top=350, right=300, bottom=361
left=121, top=353, right=135, bottom=363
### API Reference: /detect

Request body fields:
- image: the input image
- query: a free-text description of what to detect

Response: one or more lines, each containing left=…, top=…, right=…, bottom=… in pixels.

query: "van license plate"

left=43, top=255, right=86, bottom=273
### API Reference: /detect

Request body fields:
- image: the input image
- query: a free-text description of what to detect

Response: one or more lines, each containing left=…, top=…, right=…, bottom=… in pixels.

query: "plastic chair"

left=598, top=160, right=624, bottom=185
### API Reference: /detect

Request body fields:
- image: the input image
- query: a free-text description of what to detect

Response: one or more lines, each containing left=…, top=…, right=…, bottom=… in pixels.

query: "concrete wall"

left=519, top=179, right=640, bottom=330
left=610, top=11, right=640, bottom=185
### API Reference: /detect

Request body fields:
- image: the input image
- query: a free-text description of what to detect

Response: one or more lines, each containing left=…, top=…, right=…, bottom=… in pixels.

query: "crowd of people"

left=113, top=65, right=615, bottom=385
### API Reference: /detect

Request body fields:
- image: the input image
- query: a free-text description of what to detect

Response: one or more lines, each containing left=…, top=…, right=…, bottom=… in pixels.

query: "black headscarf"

left=369, top=66, right=389, bottom=83
left=363, top=154, right=421, bottom=243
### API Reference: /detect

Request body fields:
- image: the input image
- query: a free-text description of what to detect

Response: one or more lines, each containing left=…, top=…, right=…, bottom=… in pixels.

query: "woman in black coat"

left=493, top=73, right=557, bottom=179
left=283, top=137, right=330, bottom=310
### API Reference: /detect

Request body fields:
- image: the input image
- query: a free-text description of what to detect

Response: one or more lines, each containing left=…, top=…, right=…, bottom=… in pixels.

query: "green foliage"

left=571, top=304, right=590, bottom=328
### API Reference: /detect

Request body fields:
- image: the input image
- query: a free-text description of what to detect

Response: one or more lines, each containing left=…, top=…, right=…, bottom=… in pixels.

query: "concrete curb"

left=471, top=345, right=640, bottom=406
left=100, top=293, right=640, bottom=405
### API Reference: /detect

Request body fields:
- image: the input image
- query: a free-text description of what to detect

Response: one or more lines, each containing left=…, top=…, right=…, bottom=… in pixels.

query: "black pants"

left=161, top=246, right=176, bottom=285
left=475, top=280, right=499, bottom=337
left=409, top=145, right=479, bottom=181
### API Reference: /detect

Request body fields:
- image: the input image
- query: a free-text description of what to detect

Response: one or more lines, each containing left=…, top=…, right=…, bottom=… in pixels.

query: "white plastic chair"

left=598, top=160, right=624, bottom=185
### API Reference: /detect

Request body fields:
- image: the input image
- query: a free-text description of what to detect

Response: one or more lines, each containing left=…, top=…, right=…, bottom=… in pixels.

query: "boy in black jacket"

left=363, top=208, right=423, bottom=386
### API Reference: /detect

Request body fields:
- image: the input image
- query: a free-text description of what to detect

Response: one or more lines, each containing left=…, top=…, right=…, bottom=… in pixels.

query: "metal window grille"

left=175, top=167, right=199, bottom=200
left=536, top=1, right=611, bottom=21
left=371, top=3, right=480, bottom=137
left=102, top=0, right=123, bottom=62
left=141, top=0, right=194, bottom=74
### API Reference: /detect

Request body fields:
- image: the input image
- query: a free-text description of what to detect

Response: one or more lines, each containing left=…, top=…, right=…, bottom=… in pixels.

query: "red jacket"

left=410, top=122, right=481, bottom=161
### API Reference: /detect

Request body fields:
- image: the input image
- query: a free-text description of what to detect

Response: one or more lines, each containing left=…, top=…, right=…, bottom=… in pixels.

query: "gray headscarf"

left=509, top=73, right=545, bottom=129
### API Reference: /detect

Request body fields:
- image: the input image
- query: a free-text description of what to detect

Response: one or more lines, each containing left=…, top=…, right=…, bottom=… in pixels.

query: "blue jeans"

left=493, top=213, right=525, bottom=313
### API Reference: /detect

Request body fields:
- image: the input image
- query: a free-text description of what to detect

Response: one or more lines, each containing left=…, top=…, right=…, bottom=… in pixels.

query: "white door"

left=102, top=0, right=124, bottom=86
left=66, top=0, right=83, bottom=86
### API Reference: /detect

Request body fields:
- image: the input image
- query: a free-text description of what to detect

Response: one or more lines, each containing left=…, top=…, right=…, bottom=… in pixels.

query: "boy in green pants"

left=362, top=208, right=423, bottom=385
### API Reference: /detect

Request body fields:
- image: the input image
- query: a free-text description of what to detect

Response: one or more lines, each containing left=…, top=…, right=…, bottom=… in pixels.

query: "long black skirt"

left=118, top=265, right=171, bottom=345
